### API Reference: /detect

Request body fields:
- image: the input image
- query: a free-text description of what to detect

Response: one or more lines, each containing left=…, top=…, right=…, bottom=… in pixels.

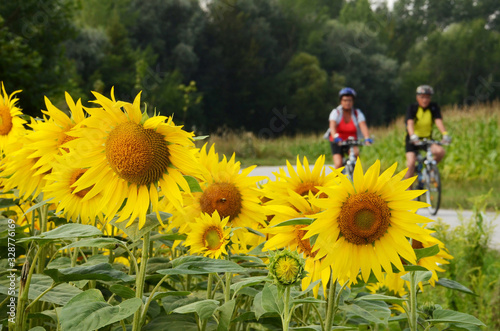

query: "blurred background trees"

left=1, top=0, right=499, bottom=134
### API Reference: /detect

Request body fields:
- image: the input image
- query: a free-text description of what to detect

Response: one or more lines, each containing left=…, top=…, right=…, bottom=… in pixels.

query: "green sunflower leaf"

left=109, top=284, right=136, bottom=299
left=0, top=197, right=20, bottom=208
left=271, top=217, right=314, bottom=227
left=355, top=294, right=406, bottom=304
left=231, top=276, right=268, bottom=296
left=110, top=212, right=171, bottom=242
left=216, top=299, right=236, bottom=331
left=59, top=237, right=124, bottom=250
left=435, top=278, right=476, bottom=295
left=427, top=309, right=486, bottom=326
left=60, top=289, right=142, bottom=331
left=17, top=223, right=102, bottom=244
left=44, top=262, right=134, bottom=283
left=22, top=197, right=54, bottom=216
left=183, top=175, right=203, bottom=193
left=172, top=299, right=220, bottom=320
left=157, top=255, right=245, bottom=275
left=414, top=244, right=440, bottom=261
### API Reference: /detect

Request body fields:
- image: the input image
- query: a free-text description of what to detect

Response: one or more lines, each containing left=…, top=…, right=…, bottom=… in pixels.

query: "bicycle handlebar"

left=414, top=138, right=449, bottom=147
left=338, top=139, right=365, bottom=147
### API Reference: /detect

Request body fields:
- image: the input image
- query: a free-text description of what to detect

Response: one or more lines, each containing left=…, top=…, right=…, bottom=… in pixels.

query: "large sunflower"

left=184, top=211, right=231, bottom=259
left=305, top=159, right=436, bottom=284
left=0, top=82, right=26, bottom=153
left=262, top=155, right=340, bottom=205
left=263, top=190, right=330, bottom=297
left=168, top=144, right=266, bottom=250
left=65, top=89, right=201, bottom=228
left=25, top=93, right=86, bottom=175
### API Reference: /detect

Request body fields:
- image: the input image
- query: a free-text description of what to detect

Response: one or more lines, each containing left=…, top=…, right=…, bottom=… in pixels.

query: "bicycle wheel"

left=423, top=164, right=441, bottom=215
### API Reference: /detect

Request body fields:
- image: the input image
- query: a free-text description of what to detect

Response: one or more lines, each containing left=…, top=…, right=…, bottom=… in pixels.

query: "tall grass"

left=419, top=192, right=500, bottom=329
left=199, top=102, right=500, bottom=209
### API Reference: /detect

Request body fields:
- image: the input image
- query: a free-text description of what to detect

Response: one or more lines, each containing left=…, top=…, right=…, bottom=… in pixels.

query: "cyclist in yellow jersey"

left=404, top=85, right=451, bottom=179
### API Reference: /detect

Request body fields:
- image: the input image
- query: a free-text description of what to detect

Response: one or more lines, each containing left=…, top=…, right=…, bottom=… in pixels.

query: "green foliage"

left=419, top=193, right=500, bottom=328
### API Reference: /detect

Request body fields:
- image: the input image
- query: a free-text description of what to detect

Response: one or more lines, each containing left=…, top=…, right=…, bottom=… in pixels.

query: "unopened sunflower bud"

left=268, top=249, right=306, bottom=286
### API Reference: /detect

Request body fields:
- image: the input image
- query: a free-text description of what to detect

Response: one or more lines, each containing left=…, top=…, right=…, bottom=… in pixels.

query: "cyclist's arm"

left=434, top=118, right=447, bottom=135
left=359, top=120, right=370, bottom=141
left=329, top=120, right=337, bottom=139
left=406, top=119, right=415, bottom=136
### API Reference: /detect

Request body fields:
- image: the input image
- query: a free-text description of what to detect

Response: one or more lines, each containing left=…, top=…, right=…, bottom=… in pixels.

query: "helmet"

left=416, top=85, right=434, bottom=95
left=339, top=87, right=357, bottom=99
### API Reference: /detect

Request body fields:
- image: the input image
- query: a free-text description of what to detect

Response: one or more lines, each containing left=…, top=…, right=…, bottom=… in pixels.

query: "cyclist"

left=404, top=85, right=451, bottom=179
left=328, top=87, right=372, bottom=169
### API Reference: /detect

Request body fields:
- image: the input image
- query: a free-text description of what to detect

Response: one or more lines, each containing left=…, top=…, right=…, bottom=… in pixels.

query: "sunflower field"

left=0, top=84, right=488, bottom=331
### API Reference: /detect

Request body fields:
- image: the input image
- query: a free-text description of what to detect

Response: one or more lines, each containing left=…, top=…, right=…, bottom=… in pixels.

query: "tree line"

left=1, top=0, right=499, bottom=135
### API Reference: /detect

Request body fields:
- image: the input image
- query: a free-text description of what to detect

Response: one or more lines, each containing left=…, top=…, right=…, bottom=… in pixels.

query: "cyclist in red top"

left=328, top=87, right=372, bottom=169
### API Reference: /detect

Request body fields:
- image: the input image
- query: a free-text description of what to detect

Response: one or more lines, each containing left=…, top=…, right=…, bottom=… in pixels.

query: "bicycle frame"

left=414, top=139, right=445, bottom=215
left=339, top=138, right=364, bottom=180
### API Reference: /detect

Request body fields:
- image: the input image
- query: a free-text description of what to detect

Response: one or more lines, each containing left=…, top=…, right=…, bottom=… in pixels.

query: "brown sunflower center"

left=59, top=133, right=77, bottom=153
left=294, top=225, right=317, bottom=258
left=200, top=182, right=242, bottom=222
left=0, top=105, right=13, bottom=136
left=411, top=239, right=424, bottom=249
left=105, top=122, right=170, bottom=185
left=338, top=192, right=391, bottom=245
left=70, top=169, right=94, bottom=198
left=295, top=182, right=328, bottom=198
left=204, top=227, right=223, bottom=250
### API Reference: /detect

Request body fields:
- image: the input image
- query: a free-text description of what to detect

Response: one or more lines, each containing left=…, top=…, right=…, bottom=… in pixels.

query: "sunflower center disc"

left=295, top=182, right=328, bottom=198
left=105, top=122, right=170, bottom=185
left=294, top=225, right=317, bottom=258
left=200, top=182, right=242, bottom=221
left=59, top=133, right=77, bottom=153
left=0, top=105, right=13, bottom=135
left=338, top=192, right=391, bottom=245
left=70, top=169, right=94, bottom=198
left=204, top=227, right=223, bottom=250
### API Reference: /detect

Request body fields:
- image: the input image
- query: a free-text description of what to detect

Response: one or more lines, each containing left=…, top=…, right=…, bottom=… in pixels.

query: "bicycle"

left=339, top=138, right=365, bottom=180
left=414, top=139, right=447, bottom=215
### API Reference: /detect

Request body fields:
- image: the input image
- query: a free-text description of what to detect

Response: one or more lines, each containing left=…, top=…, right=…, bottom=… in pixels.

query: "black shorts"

left=405, top=135, right=429, bottom=153
left=330, top=142, right=350, bottom=156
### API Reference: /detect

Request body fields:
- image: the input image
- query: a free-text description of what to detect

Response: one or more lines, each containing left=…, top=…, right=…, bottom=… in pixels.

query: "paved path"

left=248, top=165, right=500, bottom=249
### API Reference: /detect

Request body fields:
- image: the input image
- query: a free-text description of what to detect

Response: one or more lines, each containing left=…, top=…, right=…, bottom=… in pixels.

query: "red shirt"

left=335, top=116, right=357, bottom=140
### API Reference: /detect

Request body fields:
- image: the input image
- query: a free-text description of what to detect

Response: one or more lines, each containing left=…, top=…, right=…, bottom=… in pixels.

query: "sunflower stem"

left=207, top=273, right=214, bottom=300
left=15, top=246, right=43, bottom=331
left=282, top=286, right=292, bottom=331
left=409, top=271, right=418, bottom=331
left=224, top=271, right=232, bottom=303
left=324, top=270, right=338, bottom=331
left=132, top=231, right=151, bottom=331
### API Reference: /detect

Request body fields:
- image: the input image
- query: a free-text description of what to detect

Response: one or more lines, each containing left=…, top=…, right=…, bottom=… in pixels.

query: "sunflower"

left=168, top=144, right=266, bottom=250
left=0, top=124, right=48, bottom=200
left=411, top=226, right=453, bottom=287
left=366, top=272, right=407, bottom=297
left=65, top=89, right=201, bottom=229
left=25, top=93, right=86, bottom=176
left=43, top=155, right=104, bottom=223
left=305, top=159, right=436, bottom=285
left=261, top=155, right=340, bottom=206
left=0, top=82, right=26, bottom=153
left=184, top=211, right=231, bottom=259
left=263, top=190, right=330, bottom=297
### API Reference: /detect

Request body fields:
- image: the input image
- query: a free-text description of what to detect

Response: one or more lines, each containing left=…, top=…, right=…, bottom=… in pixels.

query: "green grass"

left=199, top=102, right=500, bottom=209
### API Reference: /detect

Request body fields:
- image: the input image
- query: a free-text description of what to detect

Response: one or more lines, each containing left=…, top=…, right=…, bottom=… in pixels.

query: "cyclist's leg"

left=352, top=146, right=360, bottom=157
left=404, top=134, right=418, bottom=179
left=431, top=143, right=445, bottom=163
left=330, top=142, right=343, bottom=169
left=405, top=152, right=417, bottom=179
left=333, top=154, right=343, bottom=169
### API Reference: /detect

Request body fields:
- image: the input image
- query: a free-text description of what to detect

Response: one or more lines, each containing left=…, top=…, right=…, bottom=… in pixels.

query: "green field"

left=202, top=102, right=500, bottom=210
